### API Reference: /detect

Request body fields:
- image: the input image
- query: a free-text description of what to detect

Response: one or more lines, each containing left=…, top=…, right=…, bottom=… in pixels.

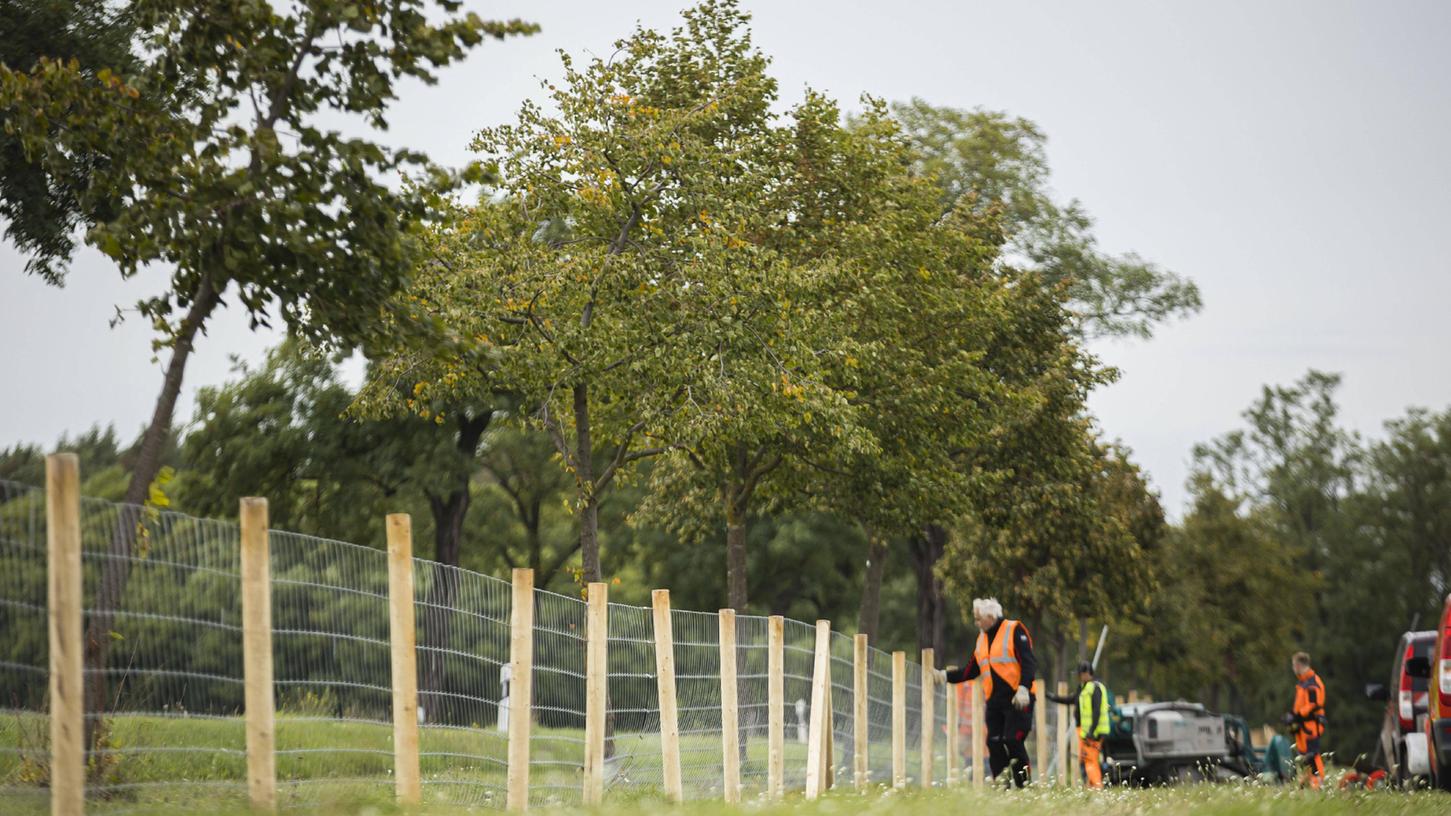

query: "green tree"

left=1138, top=477, right=1303, bottom=720
left=1, top=0, right=534, bottom=751
left=1364, top=408, right=1451, bottom=622
left=0, top=0, right=136, bottom=278
left=375, top=2, right=864, bottom=592
left=890, top=99, right=1202, bottom=339
left=1181, top=369, right=1415, bottom=754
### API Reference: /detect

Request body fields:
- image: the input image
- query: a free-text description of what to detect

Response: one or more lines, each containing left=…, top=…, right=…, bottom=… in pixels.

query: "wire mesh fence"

left=0, top=477, right=1072, bottom=811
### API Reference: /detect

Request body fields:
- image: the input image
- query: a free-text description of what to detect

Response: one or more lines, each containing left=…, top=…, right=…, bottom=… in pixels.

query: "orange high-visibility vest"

left=973, top=619, right=1026, bottom=699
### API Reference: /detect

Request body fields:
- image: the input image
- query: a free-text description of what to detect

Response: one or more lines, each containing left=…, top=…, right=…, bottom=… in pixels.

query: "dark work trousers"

left=984, top=700, right=1033, bottom=787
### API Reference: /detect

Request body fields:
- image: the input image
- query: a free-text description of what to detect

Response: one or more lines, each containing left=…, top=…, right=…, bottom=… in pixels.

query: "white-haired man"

left=936, top=598, right=1038, bottom=787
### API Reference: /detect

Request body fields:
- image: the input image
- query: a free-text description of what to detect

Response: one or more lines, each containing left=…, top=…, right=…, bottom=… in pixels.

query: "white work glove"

left=933, top=668, right=948, bottom=684
left=1012, top=685, right=1031, bottom=711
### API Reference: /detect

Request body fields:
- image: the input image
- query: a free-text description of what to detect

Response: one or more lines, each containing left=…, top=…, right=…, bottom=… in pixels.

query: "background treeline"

left=5, top=363, right=1448, bottom=758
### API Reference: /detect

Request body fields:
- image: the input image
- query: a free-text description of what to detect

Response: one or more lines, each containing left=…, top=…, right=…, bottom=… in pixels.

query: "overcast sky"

left=3, top=0, right=1449, bottom=515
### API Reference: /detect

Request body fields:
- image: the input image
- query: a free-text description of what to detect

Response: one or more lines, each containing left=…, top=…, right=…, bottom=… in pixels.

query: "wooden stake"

left=47, top=454, right=83, bottom=816
left=767, top=615, right=784, bottom=799
left=946, top=677, right=959, bottom=784
left=386, top=514, right=421, bottom=805
left=507, top=568, right=534, bottom=811
left=892, top=650, right=906, bottom=788
left=1056, top=681, right=1071, bottom=787
left=920, top=648, right=934, bottom=789
left=1034, top=680, right=1048, bottom=785
left=583, top=582, right=608, bottom=806
left=652, top=590, right=683, bottom=803
left=805, top=620, right=831, bottom=799
left=1070, top=727, right=1081, bottom=787
left=970, top=680, right=985, bottom=788
left=718, top=609, right=741, bottom=803
left=853, top=634, right=869, bottom=790
left=240, top=497, right=276, bottom=812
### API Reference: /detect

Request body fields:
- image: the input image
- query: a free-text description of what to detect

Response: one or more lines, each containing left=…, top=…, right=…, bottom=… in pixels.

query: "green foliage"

left=890, top=98, right=1203, bottom=338
left=175, top=340, right=446, bottom=548
left=1, top=1, right=535, bottom=347
left=0, top=0, right=138, bottom=280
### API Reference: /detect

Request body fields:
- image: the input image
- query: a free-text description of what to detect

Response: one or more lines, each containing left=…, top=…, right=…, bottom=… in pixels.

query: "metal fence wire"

left=0, top=479, right=1064, bottom=810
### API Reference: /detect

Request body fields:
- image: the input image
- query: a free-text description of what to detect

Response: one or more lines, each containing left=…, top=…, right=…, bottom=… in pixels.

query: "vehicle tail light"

left=1400, top=644, right=1415, bottom=728
left=1440, top=658, right=1451, bottom=707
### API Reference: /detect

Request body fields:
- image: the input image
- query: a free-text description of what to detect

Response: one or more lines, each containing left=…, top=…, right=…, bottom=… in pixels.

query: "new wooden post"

left=652, top=590, right=683, bottom=803
left=386, top=514, right=420, bottom=805
left=767, top=615, right=784, bottom=799
left=47, top=454, right=83, bottom=816
left=583, top=582, right=608, bottom=806
left=240, top=497, right=276, bottom=812
left=823, top=652, right=834, bottom=792
left=1055, top=680, right=1071, bottom=787
left=1033, top=680, right=1048, bottom=785
left=945, top=677, right=959, bottom=784
left=970, top=680, right=985, bottom=789
left=507, top=568, right=534, bottom=811
left=920, top=648, right=934, bottom=789
left=718, top=609, right=741, bottom=804
left=1070, top=727, right=1081, bottom=787
left=804, top=620, right=831, bottom=799
left=853, top=634, right=869, bottom=790
left=891, top=650, right=906, bottom=788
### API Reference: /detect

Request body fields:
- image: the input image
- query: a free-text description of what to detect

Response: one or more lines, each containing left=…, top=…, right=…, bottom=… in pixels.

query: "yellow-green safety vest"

left=1078, top=680, right=1110, bottom=739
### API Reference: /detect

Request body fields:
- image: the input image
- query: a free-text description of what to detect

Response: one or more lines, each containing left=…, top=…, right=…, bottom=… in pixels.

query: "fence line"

left=0, top=464, right=1067, bottom=812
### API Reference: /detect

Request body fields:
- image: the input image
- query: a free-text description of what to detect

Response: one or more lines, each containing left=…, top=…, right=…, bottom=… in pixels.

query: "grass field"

left=0, top=782, right=1445, bottom=816
left=4, top=712, right=1445, bottom=814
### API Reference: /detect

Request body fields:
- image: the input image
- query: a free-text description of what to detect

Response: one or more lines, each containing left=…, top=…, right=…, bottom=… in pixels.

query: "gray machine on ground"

left=1101, top=701, right=1285, bottom=784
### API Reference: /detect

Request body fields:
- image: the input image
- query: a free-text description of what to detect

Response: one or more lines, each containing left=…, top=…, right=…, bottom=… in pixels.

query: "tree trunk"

left=83, top=273, right=221, bottom=758
left=858, top=532, right=888, bottom=642
left=418, top=412, right=490, bottom=723
left=573, top=384, right=603, bottom=583
left=724, top=478, right=749, bottom=612
left=908, top=524, right=947, bottom=662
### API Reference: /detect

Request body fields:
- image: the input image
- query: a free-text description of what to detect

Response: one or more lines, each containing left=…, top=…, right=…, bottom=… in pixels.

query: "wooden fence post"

left=240, top=497, right=276, bottom=812
left=1056, top=681, right=1071, bottom=787
left=920, top=648, right=934, bottom=789
left=47, top=454, right=83, bottom=816
left=970, top=680, right=985, bottom=789
left=386, top=514, right=421, bottom=805
left=583, top=582, right=608, bottom=806
left=804, top=620, right=830, bottom=799
left=1070, top=727, right=1081, bottom=787
left=945, top=677, right=959, bottom=784
left=767, top=615, right=784, bottom=799
left=1034, top=680, right=1048, bottom=785
left=853, top=634, right=869, bottom=790
left=507, top=568, right=534, bottom=811
left=891, top=650, right=906, bottom=788
left=718, top=609, right=741, bottom=804
left=652, top=590, right=683, bottom=803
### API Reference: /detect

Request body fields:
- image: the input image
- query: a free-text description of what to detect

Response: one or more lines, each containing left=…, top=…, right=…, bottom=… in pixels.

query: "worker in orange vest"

left=935, top=598, right=1037, bottom=787
left=1281, top=651, right=1326, bottom=789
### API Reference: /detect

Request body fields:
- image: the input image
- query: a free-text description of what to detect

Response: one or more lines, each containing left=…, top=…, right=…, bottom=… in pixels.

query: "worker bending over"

left=935, top=598, right=1036, bottom=787
left=1282, top=651, right=1326, bottom=789
left=1045, top=661, right=1111, bottom=788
